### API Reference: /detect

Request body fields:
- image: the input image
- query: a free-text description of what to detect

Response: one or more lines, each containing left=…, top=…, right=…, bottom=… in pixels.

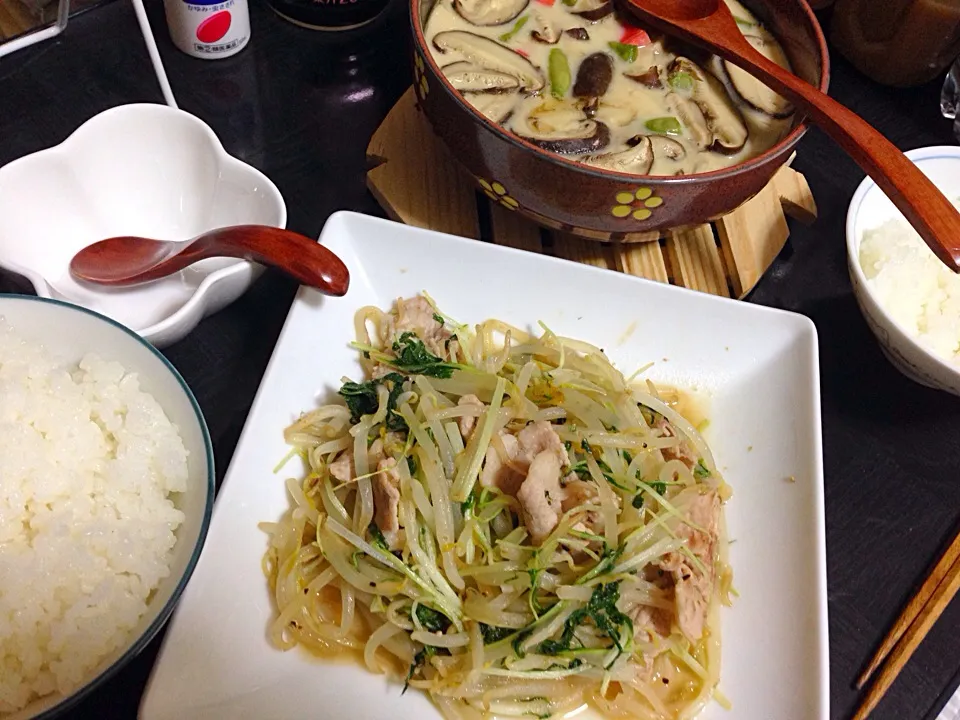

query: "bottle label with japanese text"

left=163, top=0, right=251, bottom=60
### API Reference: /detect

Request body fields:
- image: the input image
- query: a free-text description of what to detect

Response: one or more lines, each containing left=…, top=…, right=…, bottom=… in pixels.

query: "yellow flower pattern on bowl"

left=414, top=53, right=429, bottom=100
left=611, top=187, right=664, bottom=220
left=478, top=179, right=519, bottom=211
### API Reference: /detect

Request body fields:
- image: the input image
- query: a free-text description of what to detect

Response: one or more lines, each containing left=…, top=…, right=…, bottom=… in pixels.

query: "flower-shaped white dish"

left=0, top=103, right=285, bottom=347
left=847, top=146, right=960, bottom=397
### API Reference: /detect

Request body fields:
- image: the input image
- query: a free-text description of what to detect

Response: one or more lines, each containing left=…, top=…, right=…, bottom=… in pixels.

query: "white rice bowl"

left=0, top=319, right=190, bottom=714
left=859, top=207, right=960, bottom=368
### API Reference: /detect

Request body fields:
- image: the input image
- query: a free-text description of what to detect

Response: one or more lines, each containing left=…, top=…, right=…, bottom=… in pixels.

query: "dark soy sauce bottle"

left=267, top=0, right=391, bottom=30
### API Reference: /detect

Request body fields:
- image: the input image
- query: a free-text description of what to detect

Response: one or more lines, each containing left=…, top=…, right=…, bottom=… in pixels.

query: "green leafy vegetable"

left=338, top=371, right=408, bottom=431
left=511, top=629, right=532, bottom=657
left=607, top=41, right=638, bottom=63
left=578, top=543, right=623, bottom=586
left=416, top=604, right=452, bottom=633
left=632, top=480, right=666, bottom=509
left=460, top=489, right=476, bottom=516
left=549, top=48, right=571, bottom=99
left=338, top=381, right=379, bottom=421
left=403, top=646, right=435, bottom=694
left=528, top=568, right=545, bottom=616
left=538, top=582, right=632, bottom=657
left=407, top=455, right=417, bottom=475
left=570, top=459, right=632, bottom=492
left=390, top=332, right=458, bottom=378
left=498, top=14, right=529, bottom=42
left=368, top=523, right=389, bottom=551
left=694, top=458, right=711, bottom=480
left=480, top=623, right=515, bottom=644
left=645, top=116, right=683, bottom=135
left=432, top=312, right=445, bottom=325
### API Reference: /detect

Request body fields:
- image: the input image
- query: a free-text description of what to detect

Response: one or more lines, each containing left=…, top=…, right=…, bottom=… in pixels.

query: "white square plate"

left=140, top=212, right=828, bottom=720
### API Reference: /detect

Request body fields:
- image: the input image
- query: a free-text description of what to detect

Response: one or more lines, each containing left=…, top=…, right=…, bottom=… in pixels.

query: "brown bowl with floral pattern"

left=409, top=0, right=829, bottom=240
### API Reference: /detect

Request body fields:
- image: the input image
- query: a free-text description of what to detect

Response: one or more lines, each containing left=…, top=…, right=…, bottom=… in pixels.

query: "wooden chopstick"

left=856, top=528, right=960, bottom=689
left=853, top=530, right=960, bottom=719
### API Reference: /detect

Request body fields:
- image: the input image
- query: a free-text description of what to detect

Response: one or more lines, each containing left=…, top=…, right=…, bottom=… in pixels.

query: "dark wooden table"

left=1, top=1, right=959, bottom=718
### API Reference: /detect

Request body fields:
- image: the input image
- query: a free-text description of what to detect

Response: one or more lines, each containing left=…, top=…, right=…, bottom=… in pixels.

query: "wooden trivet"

left=366, top=89, right=817, bottom=298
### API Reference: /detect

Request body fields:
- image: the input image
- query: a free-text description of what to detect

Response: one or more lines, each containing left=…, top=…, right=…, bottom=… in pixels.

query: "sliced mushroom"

left=666, top=93, right=711, bottom=148
left=433, top=30, right=545, bottom=91
left=565, top=27, right=590, bottom=40
left=584, top=136, right=653, bottom=174
left=669, top=57, right=748, bottom=154
left=717, top=36, right=794, bottom=118
left=515, top=105, right=610, bottom=154
left=649, top=135, right=687, bottom=162
left=453, top=0, right=528, bottom=26
left=442, top=61, right=521, bottom=92
left=625, top=66, right=662, bottom=89
left=647, top=135, right=688, bottom=174
left=593, top=102, right=635, bottom=127
left=569, top=0, right=612, bottom=21
left=467, top=91, right=518, bottom=123
left=573, top=53, right=613, bottom=99
left=695, top=68, right=749, bottom=153
left=531, top=12, right=560, bottom=44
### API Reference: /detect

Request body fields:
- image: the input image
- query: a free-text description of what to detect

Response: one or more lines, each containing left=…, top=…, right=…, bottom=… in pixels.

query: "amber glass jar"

left=830, top=0, right=960, bottom=87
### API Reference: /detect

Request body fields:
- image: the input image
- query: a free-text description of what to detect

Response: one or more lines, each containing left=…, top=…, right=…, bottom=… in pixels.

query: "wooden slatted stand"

left=367, top=89, right=817, bottom=299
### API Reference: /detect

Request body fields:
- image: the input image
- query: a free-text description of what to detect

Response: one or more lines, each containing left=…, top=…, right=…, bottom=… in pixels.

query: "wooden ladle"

left=625, top=0, right=960, bottom=272
left=70, top=225, right=350, bottom=296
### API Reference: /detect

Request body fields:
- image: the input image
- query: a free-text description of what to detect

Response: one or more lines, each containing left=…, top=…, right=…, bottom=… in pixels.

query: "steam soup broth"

left=424, top=0, right=795, bottom=176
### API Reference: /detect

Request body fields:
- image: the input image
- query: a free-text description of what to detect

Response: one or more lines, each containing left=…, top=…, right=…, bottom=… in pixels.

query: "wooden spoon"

left=624, top=0, right=960, bottom=272
left=70, top=225, right=350, bottom=296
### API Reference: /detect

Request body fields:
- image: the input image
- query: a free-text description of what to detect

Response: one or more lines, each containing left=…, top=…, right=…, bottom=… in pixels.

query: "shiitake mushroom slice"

left=573, top=53, right=614, bottom=99
left=433, top=30, right=545, bottom=91
left=714, top=36, right=794, bottom=118
left=625, top=66, right=662, bottom=89
left=467, top=91, right=518, bottom=123
left=584, top=135, right=654, bottom=173
left=442, top=61, right=521, bottom=92
left=568, top=0, right=612, bottom=22
left=515, top=104, right=611, bottom=154
left=453, top=0, right=528, bottom=27
left=530, top=13, right=560, bottom=44
left=668, top=57, right=748, bottom=154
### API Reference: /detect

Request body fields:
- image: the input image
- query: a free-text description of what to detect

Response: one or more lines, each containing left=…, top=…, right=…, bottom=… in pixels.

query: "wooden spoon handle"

left=710, top=33, right=960, bottom=271
left=202, top=225, right=350, bottom=296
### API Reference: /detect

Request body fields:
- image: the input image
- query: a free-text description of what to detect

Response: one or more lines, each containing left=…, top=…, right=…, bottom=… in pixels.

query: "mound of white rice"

left=0, top=321, right=188, bottom=713
left=860, top=213, right=960, bottom=367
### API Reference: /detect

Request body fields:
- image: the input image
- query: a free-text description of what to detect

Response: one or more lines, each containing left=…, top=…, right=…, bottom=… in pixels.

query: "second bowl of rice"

left=847, top=146, right=960, bottom=397
left=0, top=295, right=214, bottom=719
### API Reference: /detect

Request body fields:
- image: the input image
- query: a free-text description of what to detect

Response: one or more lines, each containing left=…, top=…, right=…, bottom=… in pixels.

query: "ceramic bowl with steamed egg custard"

left=410, top=0, right=829, bottom=239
